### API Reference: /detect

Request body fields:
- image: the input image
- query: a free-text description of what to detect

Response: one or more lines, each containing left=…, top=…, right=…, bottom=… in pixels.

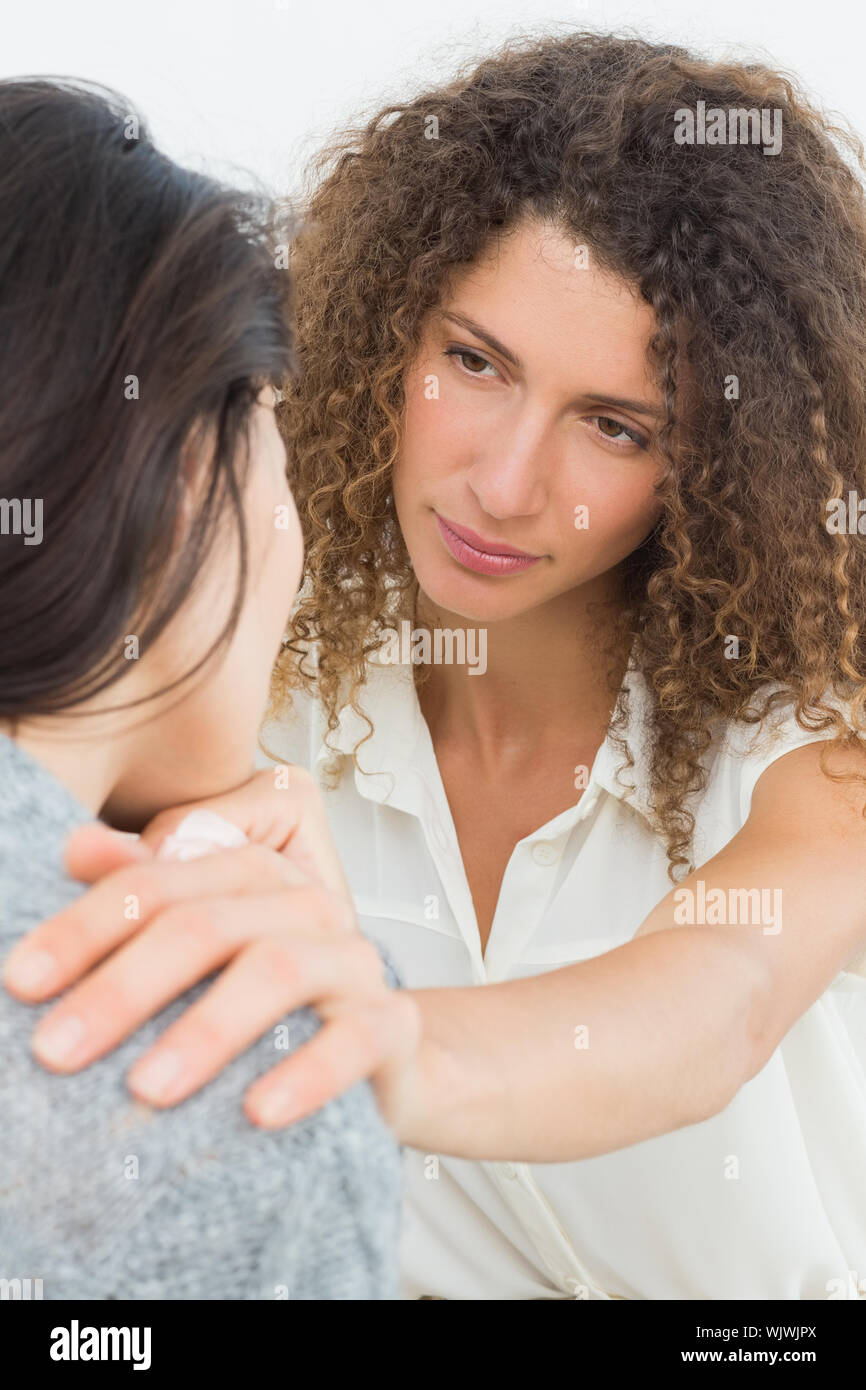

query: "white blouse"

left=258, top=655, right=866, bottom=1301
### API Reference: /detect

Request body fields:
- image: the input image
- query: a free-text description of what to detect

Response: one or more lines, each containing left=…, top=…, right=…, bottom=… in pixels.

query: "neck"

left=415, top=567, right=633, bottom=762
left=2, top=711, right=135, bottom=821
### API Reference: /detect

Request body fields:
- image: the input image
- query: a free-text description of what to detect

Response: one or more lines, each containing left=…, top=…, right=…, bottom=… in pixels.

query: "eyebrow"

left=439, top=309, right=666, bottom=421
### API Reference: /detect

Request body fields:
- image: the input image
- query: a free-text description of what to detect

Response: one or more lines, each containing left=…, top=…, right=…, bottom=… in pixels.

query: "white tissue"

left=156, top=809, right=249, bottom=862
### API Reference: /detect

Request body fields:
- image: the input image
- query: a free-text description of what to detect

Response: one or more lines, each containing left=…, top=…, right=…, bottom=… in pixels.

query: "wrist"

left=394, top=988, right=504, bottom=1157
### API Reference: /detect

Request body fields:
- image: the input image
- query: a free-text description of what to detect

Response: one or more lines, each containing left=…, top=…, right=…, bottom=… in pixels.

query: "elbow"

left=685, top=933, right=775, bottom=1126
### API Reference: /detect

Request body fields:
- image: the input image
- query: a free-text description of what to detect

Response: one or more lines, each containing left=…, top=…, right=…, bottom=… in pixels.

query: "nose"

left=466, top=406, right=550, bottom=521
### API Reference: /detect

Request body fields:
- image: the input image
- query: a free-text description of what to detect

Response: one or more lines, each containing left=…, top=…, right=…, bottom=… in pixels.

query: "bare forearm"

left=398, top=926, right=764, bottom=1161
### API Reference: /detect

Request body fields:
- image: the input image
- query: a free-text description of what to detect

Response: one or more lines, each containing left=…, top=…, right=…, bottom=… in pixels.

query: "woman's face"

left=392, top=215, right=666, bottom=624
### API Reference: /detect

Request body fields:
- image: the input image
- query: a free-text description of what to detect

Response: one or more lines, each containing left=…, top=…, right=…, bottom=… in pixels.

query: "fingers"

left=139, top=766, right=349, bottom=897
left=62, top=768, right=323, bottom=881
left=125, top=930, right=389, bottom=1107
left=64, top=823, right=153, bottom=882
left=243, top=992, right=421, bottom=1129
left=136, top=769, right=297, bottom=853
left=2, top=842, right=306, bottom=1001
left=24, top=886, right=359, bottom=1074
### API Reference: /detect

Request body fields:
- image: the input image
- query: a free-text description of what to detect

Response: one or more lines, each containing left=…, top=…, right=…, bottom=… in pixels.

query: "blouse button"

left=500, top=1162, right=518, bottom=1180
left=531, top=842, right=559, bottom=867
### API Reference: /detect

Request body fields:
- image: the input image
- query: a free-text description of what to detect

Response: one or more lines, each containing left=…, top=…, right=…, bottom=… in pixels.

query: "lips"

left=434, top=513, right=542, bottom=576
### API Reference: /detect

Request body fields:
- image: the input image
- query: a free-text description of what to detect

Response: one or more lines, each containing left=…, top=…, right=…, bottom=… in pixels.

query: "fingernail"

left=252, top=1088, right=297, bottom=1127
left=128, top=1049, right=184, bottom=1102
left=4, top=948, right=58, bottom=995
left=32, top=1014, right=86, bottom=1065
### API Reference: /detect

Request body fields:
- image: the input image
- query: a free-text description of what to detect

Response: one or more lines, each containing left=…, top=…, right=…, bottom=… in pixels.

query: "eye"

left=443, top=346, right=501, bottom=379
left=587, top=415, right=649, bottom=450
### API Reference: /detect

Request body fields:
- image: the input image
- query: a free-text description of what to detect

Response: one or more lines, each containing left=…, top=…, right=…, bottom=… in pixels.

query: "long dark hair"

left=0, top=77, right=295, bottom=719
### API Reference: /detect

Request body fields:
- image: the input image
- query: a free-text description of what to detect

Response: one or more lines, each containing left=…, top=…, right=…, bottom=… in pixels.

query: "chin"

left=414, top=561, right=540, bottom=624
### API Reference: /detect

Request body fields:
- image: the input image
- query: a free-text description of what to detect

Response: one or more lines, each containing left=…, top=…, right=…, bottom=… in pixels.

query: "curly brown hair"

left=267, top=29, right=866, bottom=883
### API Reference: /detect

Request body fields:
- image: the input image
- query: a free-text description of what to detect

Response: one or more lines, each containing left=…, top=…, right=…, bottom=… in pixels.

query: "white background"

left=1, top=0, right=864, bottom=198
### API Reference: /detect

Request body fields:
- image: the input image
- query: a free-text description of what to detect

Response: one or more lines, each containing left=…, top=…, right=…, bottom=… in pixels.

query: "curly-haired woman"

left=9, top=32, right=866, bottom=1300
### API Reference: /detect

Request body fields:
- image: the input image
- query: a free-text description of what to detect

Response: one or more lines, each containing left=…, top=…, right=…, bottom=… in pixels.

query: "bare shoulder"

left=748, top=735, right=866, bottom=846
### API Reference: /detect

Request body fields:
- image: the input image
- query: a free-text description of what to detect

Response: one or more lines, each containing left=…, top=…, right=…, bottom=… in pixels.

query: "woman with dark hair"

left=0, top=76, right=410, bottom=1300
left=9, top=34, right=866, bottom=1300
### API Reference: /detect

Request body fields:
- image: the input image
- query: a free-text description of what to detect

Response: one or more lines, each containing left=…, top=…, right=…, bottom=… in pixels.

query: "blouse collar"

left=312, top=647, right=658, bottom=829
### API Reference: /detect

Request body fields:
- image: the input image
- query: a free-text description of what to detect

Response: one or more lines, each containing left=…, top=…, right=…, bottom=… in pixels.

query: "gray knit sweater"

left=0, top=734, right=404, bottom=1299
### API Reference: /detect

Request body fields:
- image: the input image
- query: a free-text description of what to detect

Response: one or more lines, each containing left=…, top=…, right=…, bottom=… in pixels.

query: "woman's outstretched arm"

left=401, top=738, right=866, bottom=1160
left=6, top=740, right=866, bottom=1162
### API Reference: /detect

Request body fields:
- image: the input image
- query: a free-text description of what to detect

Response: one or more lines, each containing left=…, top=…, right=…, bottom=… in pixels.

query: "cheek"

left=397, top=366, right=475, bottom=487
left=392, top=383, right=427, bottom=522
left=259, top=485, right=303, bottom=634
left=562, top=470, right=662, bottom=560
left=249, top=417, right=304, bottom=612
left=279, top=498, right=304, bottom=602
